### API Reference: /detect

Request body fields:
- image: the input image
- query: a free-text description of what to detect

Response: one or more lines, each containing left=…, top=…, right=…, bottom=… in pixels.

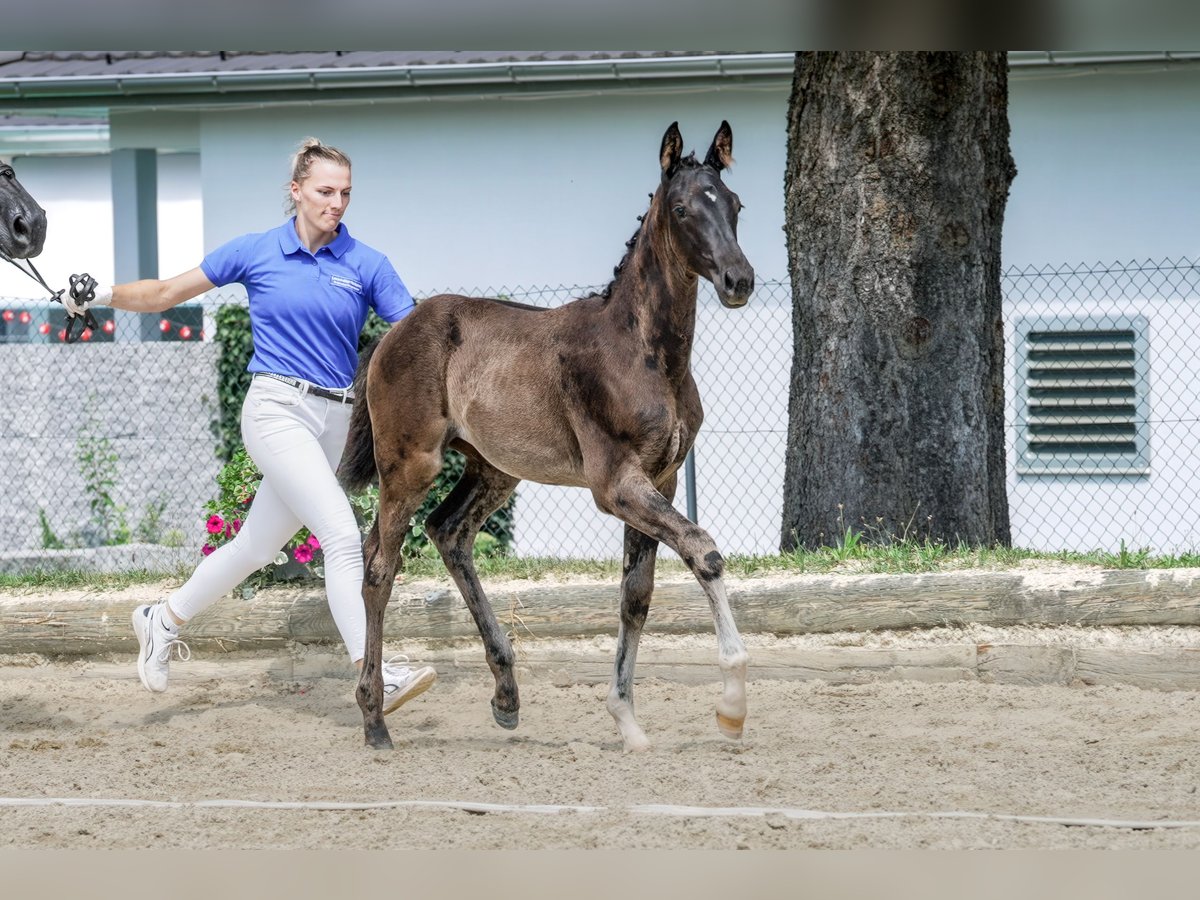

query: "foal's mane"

left=587, top=151, right=705, bottom=302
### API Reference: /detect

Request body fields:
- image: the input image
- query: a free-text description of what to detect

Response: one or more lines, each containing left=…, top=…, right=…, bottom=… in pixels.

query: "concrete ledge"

left=0, top=544, right=195, bottom=575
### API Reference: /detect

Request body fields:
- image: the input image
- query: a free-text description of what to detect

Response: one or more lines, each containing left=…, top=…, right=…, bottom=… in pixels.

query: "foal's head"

left=0, top=163, right=47, bottom=260
left=657, top=121, right=755, bottom=308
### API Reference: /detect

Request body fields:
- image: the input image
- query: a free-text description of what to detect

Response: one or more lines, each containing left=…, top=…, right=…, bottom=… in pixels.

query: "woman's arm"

left=110, top=267, right=216, bottom=313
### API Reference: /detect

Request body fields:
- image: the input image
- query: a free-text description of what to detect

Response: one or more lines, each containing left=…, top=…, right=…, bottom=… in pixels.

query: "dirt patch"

left=3, top=637, right=1200, bottom=849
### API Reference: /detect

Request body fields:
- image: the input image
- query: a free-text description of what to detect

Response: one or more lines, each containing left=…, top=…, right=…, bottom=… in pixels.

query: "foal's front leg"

left=596, top=464, right=749, bottom=742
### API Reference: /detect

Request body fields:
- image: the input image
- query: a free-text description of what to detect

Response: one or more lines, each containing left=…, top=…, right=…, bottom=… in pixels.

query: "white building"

left=2, top=51, right=1199, bottom=559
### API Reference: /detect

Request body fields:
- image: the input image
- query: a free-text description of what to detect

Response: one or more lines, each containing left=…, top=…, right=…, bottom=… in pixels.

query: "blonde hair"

left=284, top=137, right=352, bottom=214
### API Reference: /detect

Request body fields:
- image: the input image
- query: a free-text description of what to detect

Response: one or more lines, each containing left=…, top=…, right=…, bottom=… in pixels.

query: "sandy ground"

left=4, top=630, right=1200, bottom=850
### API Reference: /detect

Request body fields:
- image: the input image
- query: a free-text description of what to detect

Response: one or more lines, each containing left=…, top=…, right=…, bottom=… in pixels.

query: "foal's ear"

left=704, top=120, right=735, bottom=171
left=660, top=121, right=684, bottom=176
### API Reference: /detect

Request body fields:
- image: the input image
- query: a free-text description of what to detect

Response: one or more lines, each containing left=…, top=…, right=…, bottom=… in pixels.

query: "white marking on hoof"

left=716, top=711, right=744, bottom=740
left=608, top=694, right=649, bottom=752
left=622, top=732, right=652, bottom=753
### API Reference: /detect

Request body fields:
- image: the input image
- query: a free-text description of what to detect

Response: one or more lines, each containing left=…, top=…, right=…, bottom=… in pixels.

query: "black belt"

left=254, top=373, right=354, bottom=404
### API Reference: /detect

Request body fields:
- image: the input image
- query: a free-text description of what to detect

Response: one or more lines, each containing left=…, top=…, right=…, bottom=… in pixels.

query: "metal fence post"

left=685, top=448, right=698, bottom=523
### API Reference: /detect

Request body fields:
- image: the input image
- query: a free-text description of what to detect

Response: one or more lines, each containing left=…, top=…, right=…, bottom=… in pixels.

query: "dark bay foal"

left=340, top=121, right=755, bottom=752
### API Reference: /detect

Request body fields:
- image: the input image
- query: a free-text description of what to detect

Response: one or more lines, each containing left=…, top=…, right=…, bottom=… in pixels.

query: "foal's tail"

left=338, top=336, right=383, bottom=493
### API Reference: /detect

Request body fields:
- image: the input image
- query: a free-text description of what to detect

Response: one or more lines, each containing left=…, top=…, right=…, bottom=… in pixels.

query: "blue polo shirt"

left=200, top=217, right=415, bottom=389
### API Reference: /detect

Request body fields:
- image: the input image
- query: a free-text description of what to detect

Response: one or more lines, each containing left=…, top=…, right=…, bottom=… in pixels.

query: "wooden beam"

left=3, top=567, right=1200, bottom=656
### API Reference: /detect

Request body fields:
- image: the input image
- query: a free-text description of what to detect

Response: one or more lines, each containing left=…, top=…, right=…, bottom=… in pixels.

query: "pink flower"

left=306, top=533, right=321, bottom=550
left=293, top=543, right=314, bottom=564
left=201, top=544, right=216, bottom=556
left=232, top=519, right=242, bottom=534
left=206, top=515, right=225, bottom=534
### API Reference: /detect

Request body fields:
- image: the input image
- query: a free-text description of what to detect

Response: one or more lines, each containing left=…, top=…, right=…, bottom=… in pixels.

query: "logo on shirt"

left=330, top=275, right=363, bottom=293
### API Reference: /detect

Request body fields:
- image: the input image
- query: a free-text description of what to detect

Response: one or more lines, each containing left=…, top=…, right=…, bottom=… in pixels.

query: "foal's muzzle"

left=715, top=262, right=755, bottom=309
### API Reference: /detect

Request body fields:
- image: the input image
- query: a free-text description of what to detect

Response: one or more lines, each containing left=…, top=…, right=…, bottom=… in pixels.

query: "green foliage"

left=76, top=423, right=130, bottom=546
left=1099, top=539, right=1152, bottom=569
left=211, top=303, right=255, bottom=463
left=38, top=417, right=172, bottom=550
left=37, top=508, right=64, bottom=550
left=134, top=494, right=169, bottom=544
left=357, top=309, right=392, bottom=352
left=403, top=448, right=515, bottom=558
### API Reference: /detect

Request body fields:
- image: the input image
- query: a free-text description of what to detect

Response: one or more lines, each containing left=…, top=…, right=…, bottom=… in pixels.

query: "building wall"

left=191, top=88, right=791, bottom=292
left=5, top=66, right=1200, bottom=560
left=1006, top=65, right=1200, bottom=266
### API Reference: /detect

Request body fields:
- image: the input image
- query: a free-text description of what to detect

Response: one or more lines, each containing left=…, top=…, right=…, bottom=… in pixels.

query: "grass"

left=4, top=537, right=1200, bottom=592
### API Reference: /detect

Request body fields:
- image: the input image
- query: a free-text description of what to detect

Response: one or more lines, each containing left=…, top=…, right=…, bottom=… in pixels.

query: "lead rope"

left=0, top=251, right=97, bottom=342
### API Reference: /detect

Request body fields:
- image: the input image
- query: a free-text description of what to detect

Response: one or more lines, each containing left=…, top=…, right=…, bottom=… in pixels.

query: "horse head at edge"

left=0, top=162, right=48, bottom=260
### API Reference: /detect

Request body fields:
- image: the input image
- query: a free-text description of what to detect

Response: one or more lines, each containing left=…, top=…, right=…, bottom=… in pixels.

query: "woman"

left=64, top=138, right=436, bottom=715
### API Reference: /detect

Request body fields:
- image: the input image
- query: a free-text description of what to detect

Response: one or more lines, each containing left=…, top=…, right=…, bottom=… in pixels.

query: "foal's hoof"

left=365, top=725, right=394, bottom=751
left=716, top=711, right=744, bottom=740
left=491, top=699, right=520, bottom=730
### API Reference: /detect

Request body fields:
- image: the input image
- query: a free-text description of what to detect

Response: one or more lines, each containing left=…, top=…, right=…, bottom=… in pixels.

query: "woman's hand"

left=64, top=273, right=113, bottom=316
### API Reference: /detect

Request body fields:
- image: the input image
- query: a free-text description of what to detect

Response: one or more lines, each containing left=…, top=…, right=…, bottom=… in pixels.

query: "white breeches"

left=167, top=376, right=367, bottom=663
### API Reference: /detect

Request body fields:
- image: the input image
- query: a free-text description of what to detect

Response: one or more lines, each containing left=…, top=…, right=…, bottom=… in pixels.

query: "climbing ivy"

left=211, top=303, right=255, bottom=463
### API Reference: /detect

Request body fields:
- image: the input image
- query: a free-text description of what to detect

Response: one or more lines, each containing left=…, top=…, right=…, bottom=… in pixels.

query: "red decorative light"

left=159, top=319, right=171, bottom=333
left=179, top=325, right=193, bottom=340
left=102, top=319, right=115, bottom=334
left=57, top=328, right=67, bottom=342
left=1, top=310, right=12, bottom=322
left=199, top=330, right=206, bottom=340
left=80, top=328, right=93, bottom=341
left=18, top=311, right=31, bottom=324
left=38, top=323, right=51, bottom=335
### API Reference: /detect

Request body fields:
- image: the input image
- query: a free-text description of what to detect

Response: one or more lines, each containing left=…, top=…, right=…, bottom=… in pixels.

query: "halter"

left=0, top=250, right=97, bottom=342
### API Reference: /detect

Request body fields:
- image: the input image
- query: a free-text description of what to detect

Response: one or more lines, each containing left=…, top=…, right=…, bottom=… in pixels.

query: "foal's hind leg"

left=607, top=521, right=660, bottom=752
left=591, top=461, right=749, bottom=742
left=425, top=457, right=521, bottom=729
left=358, top=457, right=444, bottom=749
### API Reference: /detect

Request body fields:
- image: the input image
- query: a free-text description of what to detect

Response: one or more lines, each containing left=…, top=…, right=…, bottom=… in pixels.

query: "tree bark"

left=781, top=52, right=1016, bottom=550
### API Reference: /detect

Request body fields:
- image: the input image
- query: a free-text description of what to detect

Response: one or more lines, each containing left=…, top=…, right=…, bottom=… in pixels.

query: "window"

left=1015, top=315, right=1150, bottom=475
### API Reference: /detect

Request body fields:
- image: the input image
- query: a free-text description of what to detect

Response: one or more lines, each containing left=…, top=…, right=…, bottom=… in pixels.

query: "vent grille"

left=1017, top=319, right=1149, bottom=475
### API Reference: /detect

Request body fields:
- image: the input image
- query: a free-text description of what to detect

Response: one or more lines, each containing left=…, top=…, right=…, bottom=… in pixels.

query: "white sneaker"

left=381, top=654, right=437, bottom=715
left=132, top=603, right=191, bottom=693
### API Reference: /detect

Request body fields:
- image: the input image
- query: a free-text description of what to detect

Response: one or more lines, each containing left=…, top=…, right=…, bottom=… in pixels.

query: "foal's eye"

left=673, top=205, right=686, bottom=218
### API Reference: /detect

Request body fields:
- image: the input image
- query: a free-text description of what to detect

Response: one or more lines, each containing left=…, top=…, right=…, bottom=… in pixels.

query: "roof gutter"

left=0, top=54, right=797, bottom=112
left=1008, top=50, right=1200, bottom=76
left=2, top=51, right=1198, bottom=117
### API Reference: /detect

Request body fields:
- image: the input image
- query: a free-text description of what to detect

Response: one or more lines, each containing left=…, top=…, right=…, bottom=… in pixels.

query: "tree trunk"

left=781, top=52, right=1016, bottom=550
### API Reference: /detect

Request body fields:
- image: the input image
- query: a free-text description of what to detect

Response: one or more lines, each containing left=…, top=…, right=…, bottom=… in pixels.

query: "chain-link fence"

left=2, top=261, right=1199, bottom=575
